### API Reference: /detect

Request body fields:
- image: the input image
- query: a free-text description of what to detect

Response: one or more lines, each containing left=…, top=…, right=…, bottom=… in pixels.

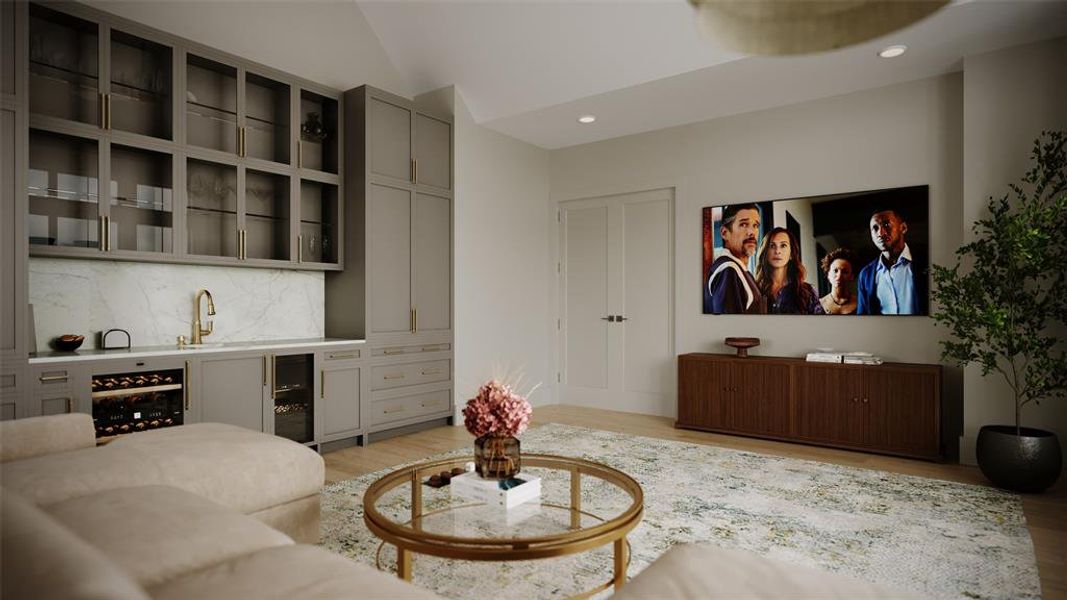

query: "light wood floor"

left=324, top=404, right=1066, bottom=600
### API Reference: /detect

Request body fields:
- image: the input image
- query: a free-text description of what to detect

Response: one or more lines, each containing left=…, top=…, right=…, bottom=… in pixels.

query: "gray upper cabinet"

left=414, top=112, right=451, bottom=192
left=28, top=4, right=101, bottom=129
left=368, top=96, right=411, bottom=183
left=20, top=2, right=341, bottom=272
left=185, top=53, right=237, bottom=155
left=414, top=192, right=451, bottom=332
left=199, top=353, right=267, bottom=432
left=368, top=183, right=413, bottom=335
left=108, top=28, right=173, bottom=141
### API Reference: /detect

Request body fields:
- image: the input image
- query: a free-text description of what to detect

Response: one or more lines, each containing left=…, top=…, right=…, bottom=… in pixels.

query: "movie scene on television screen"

left=701, top=186, right=929, bottom=316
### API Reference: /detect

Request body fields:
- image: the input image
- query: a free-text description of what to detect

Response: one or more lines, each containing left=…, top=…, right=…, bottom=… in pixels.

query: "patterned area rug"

left=320, top=423, right=1039, bottom=599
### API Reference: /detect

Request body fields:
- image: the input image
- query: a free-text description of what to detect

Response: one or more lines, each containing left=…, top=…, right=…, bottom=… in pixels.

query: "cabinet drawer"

left=324, top=348, right=361, bottom=361
left=371, top=359, right=450, bottom=391
left=371, top=390, right=451, bottom=426
left=33, top=367, right=75, bottom=392
left=0, top=369, right=22, bottom=395
left=372, top=343, right=450, bottom=357
left=0, top=395, right=19, bottom=421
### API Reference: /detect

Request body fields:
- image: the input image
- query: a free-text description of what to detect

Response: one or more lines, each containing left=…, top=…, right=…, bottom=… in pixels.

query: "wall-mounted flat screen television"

left=701, top=185, right=928, bottom=316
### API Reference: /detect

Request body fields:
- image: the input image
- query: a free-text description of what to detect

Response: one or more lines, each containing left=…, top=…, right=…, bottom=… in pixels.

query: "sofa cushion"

left=612, top=544, right=923, bottom=599
left=0, top=413, right=96, bottom=463
left=0, top=422, right=323, bottom=514
left=45, top=485, right=293, bottom=589
left=1, top=487, right=150, bottom=600
left=149, top=544, right=442, bottom=600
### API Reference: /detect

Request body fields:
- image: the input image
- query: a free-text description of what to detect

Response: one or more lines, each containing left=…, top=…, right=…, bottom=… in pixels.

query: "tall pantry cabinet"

left=1, top=1, right=29, bottom=421
left=327, top=85, right=454, bottom=440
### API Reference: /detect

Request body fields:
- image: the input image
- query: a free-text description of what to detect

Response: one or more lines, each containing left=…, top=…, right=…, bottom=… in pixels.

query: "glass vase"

left=474, top=434, right=521, bottom=479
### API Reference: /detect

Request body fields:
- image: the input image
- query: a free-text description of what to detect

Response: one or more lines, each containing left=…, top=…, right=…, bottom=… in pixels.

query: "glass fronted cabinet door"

left=107, top=144, right=174, bottom=254
left=243, top=72, right=290, bottom=165
left=186, top=53, right=238, bottom=155
left=108, top=29, right=172, bottom=140
left=28, top=4, right=101, bottom=127
left=244, top=169, right=290, bottom=262
left=27, top=129, right=103, bottom=250
left=297, top=90, right=337, bottom=174
left=298, top=180, right=339, bottom=266
left=186, top=158, right=238, bottom=259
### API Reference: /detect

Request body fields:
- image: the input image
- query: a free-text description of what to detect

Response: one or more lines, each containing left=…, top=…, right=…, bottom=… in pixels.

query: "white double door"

left=559, top=188, right=674, bottom=415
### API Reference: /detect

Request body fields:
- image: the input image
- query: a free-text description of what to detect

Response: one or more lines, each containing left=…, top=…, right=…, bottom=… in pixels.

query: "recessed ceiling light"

left=577, top=115, right=596, bottom=124
left=878, top=45, right=908, bottom=58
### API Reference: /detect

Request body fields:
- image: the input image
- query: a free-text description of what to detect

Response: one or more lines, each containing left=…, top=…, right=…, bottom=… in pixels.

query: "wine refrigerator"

left=91, top=369, right=184, bottom=438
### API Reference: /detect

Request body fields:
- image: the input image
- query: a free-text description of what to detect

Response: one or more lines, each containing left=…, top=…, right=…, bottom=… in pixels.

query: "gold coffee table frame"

left=363, top=453, right=644, bottom=597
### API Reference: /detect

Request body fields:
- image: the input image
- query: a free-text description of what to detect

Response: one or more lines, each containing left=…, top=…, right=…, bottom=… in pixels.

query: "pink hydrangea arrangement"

left=462, top=379, right=532, bottom=438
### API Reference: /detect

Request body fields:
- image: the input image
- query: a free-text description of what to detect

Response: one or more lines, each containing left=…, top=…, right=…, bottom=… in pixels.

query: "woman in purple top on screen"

left=755, top=227, right=823, bottom=315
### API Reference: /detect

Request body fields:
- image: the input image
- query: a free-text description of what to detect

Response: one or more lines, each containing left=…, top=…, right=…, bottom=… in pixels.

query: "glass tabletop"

left=363, top=454, right=643, bottom=560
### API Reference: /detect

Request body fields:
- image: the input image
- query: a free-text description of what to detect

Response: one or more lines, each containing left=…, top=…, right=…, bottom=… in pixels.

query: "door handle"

left=600, top=316, right=616, bottom=322
left=615, top=315, right=629, bottom=321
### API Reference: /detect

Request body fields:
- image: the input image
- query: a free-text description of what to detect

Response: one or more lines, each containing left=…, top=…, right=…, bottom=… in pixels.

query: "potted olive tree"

left=932, top=131, right=1066, bottom=493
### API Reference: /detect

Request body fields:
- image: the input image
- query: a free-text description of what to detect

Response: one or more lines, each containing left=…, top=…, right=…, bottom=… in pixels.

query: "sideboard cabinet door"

left=794, top=365, right=867, bottom=446
left=733, top=362, right=790, bottom=436
left=867, top=369, right=940, bottom=457
left=677, top=356, right=732, bottom=430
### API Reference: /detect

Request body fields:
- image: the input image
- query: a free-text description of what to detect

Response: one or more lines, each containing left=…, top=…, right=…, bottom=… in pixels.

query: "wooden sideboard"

left=676, top=353, right=942, bottom=460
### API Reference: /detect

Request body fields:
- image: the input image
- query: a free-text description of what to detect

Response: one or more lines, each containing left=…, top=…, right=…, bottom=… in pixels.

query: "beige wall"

left=550, top=74, right=965, bottom=422
left=452, top=89, right=554, bottom=411
left=960, top=37, right=1067, bottom=464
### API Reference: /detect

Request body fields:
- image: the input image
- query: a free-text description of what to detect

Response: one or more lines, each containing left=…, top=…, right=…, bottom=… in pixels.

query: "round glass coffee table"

left=363, top=453, right=644, bottom=598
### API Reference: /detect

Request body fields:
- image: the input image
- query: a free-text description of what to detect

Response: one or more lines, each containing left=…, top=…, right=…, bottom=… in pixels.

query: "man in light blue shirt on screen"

left=857, top=209, right=924, bottom=315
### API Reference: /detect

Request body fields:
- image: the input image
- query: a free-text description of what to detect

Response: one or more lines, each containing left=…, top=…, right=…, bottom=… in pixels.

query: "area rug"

left=320, top=423, right=1040, bottom=599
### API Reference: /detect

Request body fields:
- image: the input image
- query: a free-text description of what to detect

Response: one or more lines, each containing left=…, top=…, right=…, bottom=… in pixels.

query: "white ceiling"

left=357, top=0, right=1067, bottom=149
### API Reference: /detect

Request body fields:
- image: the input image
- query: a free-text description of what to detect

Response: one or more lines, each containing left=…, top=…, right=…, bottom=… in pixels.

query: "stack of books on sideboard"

left=806, top=350, right=884, bottom=365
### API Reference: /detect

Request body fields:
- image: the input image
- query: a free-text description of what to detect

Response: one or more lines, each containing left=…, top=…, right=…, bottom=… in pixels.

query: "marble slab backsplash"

left=29, top=258, right=325, bottom=351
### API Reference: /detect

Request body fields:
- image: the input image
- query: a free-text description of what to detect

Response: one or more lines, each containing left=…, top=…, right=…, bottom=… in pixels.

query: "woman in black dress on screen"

left=755, top=227, right=823, bottom=314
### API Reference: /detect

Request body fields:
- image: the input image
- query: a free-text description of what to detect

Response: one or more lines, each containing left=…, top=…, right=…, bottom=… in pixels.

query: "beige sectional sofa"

left=1, top=414, right=913, bottom=599
left=0, top=414, right=438, bottom=599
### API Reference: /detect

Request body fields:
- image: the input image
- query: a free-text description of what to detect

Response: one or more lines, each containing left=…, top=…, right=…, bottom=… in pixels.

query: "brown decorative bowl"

left=724, top=337, right=760, bottom=357
left=53, top=334, right=84, bottom=352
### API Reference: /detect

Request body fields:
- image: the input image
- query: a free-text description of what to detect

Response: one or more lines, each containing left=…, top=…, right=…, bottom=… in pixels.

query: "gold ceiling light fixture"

left=688, top=0, right=948, bottom=56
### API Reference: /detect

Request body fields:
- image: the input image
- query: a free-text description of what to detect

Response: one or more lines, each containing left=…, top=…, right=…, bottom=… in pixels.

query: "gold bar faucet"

left=192, top=289, right=216, bottom=344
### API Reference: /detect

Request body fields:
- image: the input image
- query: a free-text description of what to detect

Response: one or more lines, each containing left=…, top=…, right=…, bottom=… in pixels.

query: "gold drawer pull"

left=420, top=369, right=443, bottom=376
left=383, top=373, right=406, bottom=380
left=383, top=349, right=404, bottom=355
left=420, top=401, right=442, bottom=409
left=328, top=352, right=359, bottom=360
left=39, top=374, right=69, bottom=383
left=384, top=406, right=406, bottom=415
left=420, top=346, right=440, bottom=352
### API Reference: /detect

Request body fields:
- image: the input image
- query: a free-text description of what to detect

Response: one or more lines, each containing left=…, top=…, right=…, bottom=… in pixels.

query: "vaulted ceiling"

left=358, top=0, right=1067, bottom=148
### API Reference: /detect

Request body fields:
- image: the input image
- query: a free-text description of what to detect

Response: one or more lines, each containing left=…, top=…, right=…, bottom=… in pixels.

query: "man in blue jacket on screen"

left=704, top=204, right=767, bottom=314
left=857, top=209, right=925, bottom=315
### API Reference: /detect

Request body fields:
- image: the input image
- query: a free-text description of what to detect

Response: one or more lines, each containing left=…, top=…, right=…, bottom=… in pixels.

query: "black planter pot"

left=976, top=425, right=1062, bottom=493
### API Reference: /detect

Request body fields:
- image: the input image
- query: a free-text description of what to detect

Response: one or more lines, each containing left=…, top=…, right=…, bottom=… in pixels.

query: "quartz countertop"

left=29, top=337, right=365, bottom=364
